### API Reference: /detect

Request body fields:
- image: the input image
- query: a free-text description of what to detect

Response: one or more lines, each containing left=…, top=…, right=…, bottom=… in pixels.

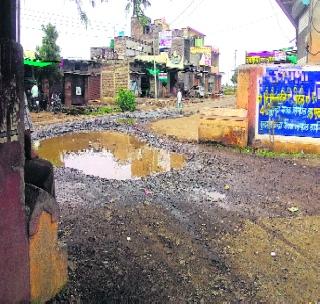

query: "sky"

left=21, top=0, right=296, bottom=84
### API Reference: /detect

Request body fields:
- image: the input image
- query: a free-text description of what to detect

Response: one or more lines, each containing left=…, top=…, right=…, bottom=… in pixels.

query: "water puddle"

left=34, top=131, right=185, bottom=180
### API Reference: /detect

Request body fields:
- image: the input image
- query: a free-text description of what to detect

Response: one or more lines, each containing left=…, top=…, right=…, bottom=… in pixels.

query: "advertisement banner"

left=190, top=46, right=212, bottom=55
left=159, top=31, right=172, bottom=50
left=159, top=73, right=168, bottom=81
left=191, top=47, right=212, bottom=66
left=246, top=48, right=297, bottom=64
left=258, top=66, right=320, bottom=138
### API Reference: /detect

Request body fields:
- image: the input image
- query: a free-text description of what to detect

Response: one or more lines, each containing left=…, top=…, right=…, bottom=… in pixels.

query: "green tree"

left=36, top=23, right=60, bottom=61
left=231, top=69, right=238, bottom=86
left=126, top=0, right=151, bottom=24
left=35, top=23, right=62, bottom=96
left=74, top=0, right=151, bottom=25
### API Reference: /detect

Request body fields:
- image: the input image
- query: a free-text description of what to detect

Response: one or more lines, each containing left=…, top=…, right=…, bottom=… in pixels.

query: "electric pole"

left=153, top=39, right=158, bottom=99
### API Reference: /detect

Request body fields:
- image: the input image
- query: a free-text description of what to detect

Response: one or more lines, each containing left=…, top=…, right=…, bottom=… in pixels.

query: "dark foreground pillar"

left=0, top=39, right=30, bottom=303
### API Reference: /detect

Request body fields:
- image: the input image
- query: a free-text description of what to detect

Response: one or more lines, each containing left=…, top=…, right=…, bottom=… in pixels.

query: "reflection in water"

left=34, top=131, right=185, bottom=180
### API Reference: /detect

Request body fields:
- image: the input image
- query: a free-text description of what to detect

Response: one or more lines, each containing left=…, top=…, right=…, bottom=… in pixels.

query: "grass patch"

left=63, top=106, right=120, bottom=116
left=116, top=118, right=136, bottom=125
left=238, top=146, right=318, bottom=160
left=206, top=142, right=319, bottom=161
left=84, top=106, right=115, bottom=116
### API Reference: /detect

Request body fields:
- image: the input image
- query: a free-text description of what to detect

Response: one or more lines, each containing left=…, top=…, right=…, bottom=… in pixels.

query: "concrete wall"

left=0, top=39, right=30, bottom=303
left=307, top=1, right=320, bottom=64
left=115, top=36, right=152, bottom=60
left=199, top=109, right=248, bottom=147
left=237, top=64, right=320, bottom=153
left=293, top=0, right=320, bottom=64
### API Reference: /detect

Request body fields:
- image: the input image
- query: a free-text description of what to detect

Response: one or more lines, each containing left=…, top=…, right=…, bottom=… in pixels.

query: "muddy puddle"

left=34, top=131, right=185, bottom=180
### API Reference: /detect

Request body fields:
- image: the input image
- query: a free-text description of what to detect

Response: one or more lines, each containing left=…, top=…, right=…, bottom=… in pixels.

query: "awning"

left=24, top=59, right=55, bottom=67
left=135, top=52, right=184, bottom=70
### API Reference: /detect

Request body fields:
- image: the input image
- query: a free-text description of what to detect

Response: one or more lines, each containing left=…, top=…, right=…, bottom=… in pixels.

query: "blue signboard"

left=258, top=67, right=320, bottom=138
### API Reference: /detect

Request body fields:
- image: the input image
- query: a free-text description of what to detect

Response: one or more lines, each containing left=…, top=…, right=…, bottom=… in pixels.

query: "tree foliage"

left=35, top=23, right=62, bottom=90
left=36, top=23, right=60, bottom=61
left=231, top=69, right=238, bottom=86
left=125, top=0, right=151, bottom=24
left=74, top=0, right=151, bottom=25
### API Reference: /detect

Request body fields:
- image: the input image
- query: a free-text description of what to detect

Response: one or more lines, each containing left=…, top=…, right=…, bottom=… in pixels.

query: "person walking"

left=176, top=89, right=183, bottom=114
left=31, top=81, right=40, bottom=112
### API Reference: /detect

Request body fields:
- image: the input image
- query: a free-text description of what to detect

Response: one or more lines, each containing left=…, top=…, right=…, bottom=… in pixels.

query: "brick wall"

left=64, top=75, right=72, bottom=107
left=88, top=75, right=101, bottom=101
left=131, top=17, right=144, bottom=40
left=101, top=62, right=130, bottom=100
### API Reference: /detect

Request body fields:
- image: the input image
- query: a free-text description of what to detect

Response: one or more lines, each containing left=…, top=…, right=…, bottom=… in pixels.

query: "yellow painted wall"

left=29, top=212, right=67, bottom=303
left=199, top=114, right=248, bottom=148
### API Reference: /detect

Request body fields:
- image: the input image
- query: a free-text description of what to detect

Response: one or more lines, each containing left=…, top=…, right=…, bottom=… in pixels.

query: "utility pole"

left=234, top=49, right=238, bottom=71
left=153, top=39, right=158, bottom=99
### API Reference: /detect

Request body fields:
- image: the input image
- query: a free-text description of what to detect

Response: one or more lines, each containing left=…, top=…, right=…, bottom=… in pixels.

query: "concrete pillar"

left=0, top=39, right=30, bottom=303
left=236, top=65, right=264, bottom=144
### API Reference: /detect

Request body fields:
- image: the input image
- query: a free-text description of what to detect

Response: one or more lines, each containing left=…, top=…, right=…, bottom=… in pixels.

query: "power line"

left=268, top=0, right=293, bottom=42
left=186, top=0, right=206, bottom=18
left=169, top=0, right=196, bottom=25
left=21, top=12, right=120, bottom=32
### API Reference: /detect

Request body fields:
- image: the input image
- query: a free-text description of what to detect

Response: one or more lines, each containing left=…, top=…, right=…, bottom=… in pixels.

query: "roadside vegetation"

left=116, top=88, right=137, bottom=112
left=62, top=105, right=120, bottom=116
left=238, top=146, right=320, bottom=161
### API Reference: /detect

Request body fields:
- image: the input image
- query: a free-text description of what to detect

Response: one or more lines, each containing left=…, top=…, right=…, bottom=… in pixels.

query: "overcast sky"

left=21, top=0, right=295, bottom=84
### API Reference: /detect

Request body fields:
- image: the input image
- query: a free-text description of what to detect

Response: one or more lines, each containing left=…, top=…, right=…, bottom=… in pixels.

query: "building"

left=99, top=17, right=222, bottom=100
left=276, top=0, right=320, bottom=64
left=62, top=59, right=102, bottom=106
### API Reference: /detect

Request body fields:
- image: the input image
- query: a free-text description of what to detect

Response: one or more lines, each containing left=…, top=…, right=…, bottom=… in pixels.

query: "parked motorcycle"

left=51, top=93, right=62, bottom=114
left=29, top=97, right=40, bottom=113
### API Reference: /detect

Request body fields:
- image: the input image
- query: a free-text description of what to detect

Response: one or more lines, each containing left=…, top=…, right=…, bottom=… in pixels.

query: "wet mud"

left=37, top=109, right=320, bottom=303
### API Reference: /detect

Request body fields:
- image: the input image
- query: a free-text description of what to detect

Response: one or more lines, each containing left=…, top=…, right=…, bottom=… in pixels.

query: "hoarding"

left=159, top=31, right=172, bottom=50
left=191, top=47, right=212, bottom=66
left=258, top=66, right=320, bottom=138
left=246, top=48, right=297, bottom=64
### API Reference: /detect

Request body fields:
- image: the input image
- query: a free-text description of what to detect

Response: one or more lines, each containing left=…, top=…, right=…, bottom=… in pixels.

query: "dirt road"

left=36, top=108, right=320, bottom=304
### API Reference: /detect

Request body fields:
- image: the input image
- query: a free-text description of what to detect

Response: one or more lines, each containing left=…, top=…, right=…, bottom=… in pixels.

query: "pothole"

left=34, top=131, right=185, bottom=180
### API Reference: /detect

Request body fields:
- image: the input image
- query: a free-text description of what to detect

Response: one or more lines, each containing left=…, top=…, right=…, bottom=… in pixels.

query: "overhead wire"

left=186, top=0, right=206, bottom=18
left=169, top=0, right=196, bottom=25
left=268, top=0, right=293, bottom=42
